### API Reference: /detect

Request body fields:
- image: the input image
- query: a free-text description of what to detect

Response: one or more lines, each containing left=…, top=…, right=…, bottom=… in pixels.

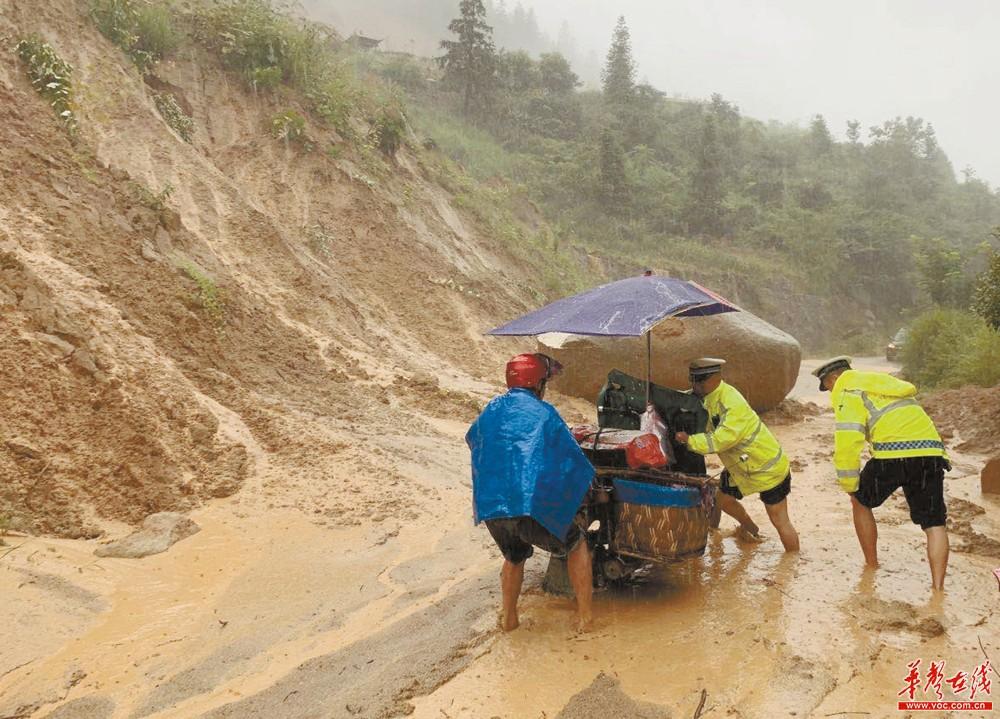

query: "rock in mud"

left=5, top=438, right=42, bottom=459
left=982, top=457, right=1000, bottom=494
left=539, top=310, right=800, bottom=411
left=94, top=512, right=200, bottom=558
left=556, top=672, right=671, bottom=719
left=34, top=332, right=76, bottom=357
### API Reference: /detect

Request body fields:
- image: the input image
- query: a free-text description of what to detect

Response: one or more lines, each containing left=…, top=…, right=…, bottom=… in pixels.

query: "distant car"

left=886, top=328, right=908, bottom=361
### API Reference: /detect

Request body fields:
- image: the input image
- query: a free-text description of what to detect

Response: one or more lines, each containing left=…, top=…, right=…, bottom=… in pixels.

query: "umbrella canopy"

left=487, top=274, right=739, bottom=337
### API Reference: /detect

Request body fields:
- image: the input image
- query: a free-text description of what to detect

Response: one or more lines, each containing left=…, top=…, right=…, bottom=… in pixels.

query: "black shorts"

left=853, top=456, right=947, bottom=529
left=485, top=515, right=585, bottom=564
left=719, top=471, right=792, bottom=506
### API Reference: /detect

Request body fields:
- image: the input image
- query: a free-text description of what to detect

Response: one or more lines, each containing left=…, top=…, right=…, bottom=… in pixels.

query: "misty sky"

left=524, top=0, right=999, bottom=187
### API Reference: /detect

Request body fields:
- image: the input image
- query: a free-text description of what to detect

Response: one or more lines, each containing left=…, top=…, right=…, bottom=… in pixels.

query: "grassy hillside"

left=343, top=14, right=1000, bottom=350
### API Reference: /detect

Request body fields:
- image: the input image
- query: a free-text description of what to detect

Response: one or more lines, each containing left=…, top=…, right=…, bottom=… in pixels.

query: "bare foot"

left=576, top=615, right=594, bottom=634
left=498, top=611, right=520, bottom=632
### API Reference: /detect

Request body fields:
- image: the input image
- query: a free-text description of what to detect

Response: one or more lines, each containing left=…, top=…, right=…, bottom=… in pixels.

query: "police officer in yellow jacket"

left=813, top=356, right=949, bottom=590
left=675, top=359, right=800, bottom=552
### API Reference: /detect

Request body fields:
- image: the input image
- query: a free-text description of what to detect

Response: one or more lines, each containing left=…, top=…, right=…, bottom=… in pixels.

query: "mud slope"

left=0, top=0, right=536, bottom=537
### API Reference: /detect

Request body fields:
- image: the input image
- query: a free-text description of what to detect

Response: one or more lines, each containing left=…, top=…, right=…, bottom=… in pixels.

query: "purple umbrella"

left=488, top=272, right=740, bottom=401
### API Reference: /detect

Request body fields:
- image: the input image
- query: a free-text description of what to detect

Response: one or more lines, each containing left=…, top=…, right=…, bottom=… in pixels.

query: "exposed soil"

left=0, top=0, right=529, bottom=540
left=923, top=384, right=1000, bottom=455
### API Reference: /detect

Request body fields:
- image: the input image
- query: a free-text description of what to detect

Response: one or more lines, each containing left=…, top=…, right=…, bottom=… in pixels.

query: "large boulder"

left=539, top=310, right=801, bottom=411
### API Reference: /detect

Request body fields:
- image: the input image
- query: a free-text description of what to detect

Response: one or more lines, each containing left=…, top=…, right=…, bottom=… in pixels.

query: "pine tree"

left=598, top=128, right=629, bottom=212
left=686, top=115, right=724, bottom=236
left=439, top=0, right=499, bottom=117
left=601, top=16, right=635, bottom=106
left=809, top=114, right=833, bottom=155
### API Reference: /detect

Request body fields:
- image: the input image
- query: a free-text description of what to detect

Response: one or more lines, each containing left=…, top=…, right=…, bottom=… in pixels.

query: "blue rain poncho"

left=466, top=388, right=595, bottom=540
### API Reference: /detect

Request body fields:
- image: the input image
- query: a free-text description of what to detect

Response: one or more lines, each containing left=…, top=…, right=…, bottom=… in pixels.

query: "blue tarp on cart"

left=613, top=478, right=702, bottom=509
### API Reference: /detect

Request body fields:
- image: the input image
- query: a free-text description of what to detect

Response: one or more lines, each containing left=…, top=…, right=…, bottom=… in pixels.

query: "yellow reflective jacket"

left=687, top=381, right=789, bottom=495
left=830, top=370, right=946, bottom=493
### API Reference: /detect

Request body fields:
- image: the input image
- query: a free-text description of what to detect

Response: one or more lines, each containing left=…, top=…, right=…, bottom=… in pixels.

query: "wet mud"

left=2, top=361, right=998, bottom=719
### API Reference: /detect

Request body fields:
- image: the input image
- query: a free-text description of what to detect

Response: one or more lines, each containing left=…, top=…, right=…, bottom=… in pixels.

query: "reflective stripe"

left=835, top=422, right=866, bottom=433
left=757, top=449, right=784, bottom=473
left=705, top=433, right=716, bottom=453
left=860, top=393, right=919, bottom=431
left=872, top=439, right=944, bottom=452
left=738, top=420, right=763, bottom=450
left=837, top=468, right=860, bottom=479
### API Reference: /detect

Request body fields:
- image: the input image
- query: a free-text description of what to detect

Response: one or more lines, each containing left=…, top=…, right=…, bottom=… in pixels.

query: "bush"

left=270, top=109, right=306, bottom=143
left=153, top=92, right=194, bottom=142
left=183, top=264, right=225, bottom=329
left=91, top=0, right=137, bottom=51
left=190, top=0, right=327, bottom=90
left=378, top=55, right=427, bottom=89
left=129, top=180, right=174, bottom=217
left=134, top=2, right=182, bottom=60
left=91, top=0, right=180, bottom=73
left=972, top=241, right=1000, bottom=329
left=901, top=308, right=1000, bottom=388
left=15, top=36, right=78, bottom=134
left=371, top=104, right=405, bottom=157
left=307, top=69, right=354, bottom=134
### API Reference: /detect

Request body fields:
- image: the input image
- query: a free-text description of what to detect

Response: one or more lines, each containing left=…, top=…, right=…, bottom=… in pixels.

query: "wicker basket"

left=610, top=479, right=711, bottom=561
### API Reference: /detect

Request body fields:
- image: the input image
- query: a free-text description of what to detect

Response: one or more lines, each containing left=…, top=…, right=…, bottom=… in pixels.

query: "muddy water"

left=2, top=359, right=998, bottom=719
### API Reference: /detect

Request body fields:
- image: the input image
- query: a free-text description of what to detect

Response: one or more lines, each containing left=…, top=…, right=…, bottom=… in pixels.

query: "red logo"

left=897, top=659, right=994, bottom=711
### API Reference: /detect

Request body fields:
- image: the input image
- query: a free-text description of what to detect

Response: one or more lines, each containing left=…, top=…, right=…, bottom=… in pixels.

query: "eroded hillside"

left=0, top=0, right=541, bottom=538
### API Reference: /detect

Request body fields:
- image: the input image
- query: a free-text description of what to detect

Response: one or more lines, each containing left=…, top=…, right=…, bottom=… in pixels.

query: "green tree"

left=499, top=49, right=537, bottom=93
left=439, top=0, right=499, bottom=117
left=685, top=114, right=724, bottom=236
left=809, top=114, right=833, bottom=155
left=537, top=52, right=579, bottom=95
left=972, top=229, right=1000, bottom=328
left=601, top=16, right=635, bottom=107
left=598, top=128, right=629, bottom=212
left=915, top=238, right=971, bottom=307
left=707, top=93, right=741, bottom=179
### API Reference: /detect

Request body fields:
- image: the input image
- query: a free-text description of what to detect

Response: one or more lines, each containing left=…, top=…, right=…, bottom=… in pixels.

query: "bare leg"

left=717, top=492, right=760, bottom=536
left=851, top=495, right=878, bottom=567
left=565, top=541, right=593, bottom=632
left=764, top=499, right=800, bottom=552
left=500, top=560, right=525, bottom=631
left=925, top=526, right=949, bottom=591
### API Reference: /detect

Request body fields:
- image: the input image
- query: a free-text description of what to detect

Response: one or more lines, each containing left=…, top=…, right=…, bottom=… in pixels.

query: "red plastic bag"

left=626, top=433, right=669, bottom=470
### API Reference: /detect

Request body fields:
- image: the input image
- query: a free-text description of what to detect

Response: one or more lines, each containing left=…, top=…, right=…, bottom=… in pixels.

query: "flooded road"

left=2, top=358, right=997, bottom=719
left=411, top=357, right=1000, bottom=719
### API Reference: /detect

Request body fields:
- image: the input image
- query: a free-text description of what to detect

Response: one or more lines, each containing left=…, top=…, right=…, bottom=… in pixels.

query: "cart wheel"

left=602, top=557, right=627, bottom=581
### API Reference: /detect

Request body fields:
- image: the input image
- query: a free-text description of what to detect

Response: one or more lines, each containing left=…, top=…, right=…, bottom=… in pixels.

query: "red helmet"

left=506, top=353, right=563, bottom=389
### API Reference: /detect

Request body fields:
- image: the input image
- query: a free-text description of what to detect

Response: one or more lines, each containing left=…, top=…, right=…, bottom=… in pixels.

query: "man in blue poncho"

left=466, top=353, right=595, bottom=632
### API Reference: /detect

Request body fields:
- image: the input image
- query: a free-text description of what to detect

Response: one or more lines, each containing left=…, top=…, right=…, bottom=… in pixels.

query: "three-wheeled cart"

left=545, top=369, right=720, bottom=590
